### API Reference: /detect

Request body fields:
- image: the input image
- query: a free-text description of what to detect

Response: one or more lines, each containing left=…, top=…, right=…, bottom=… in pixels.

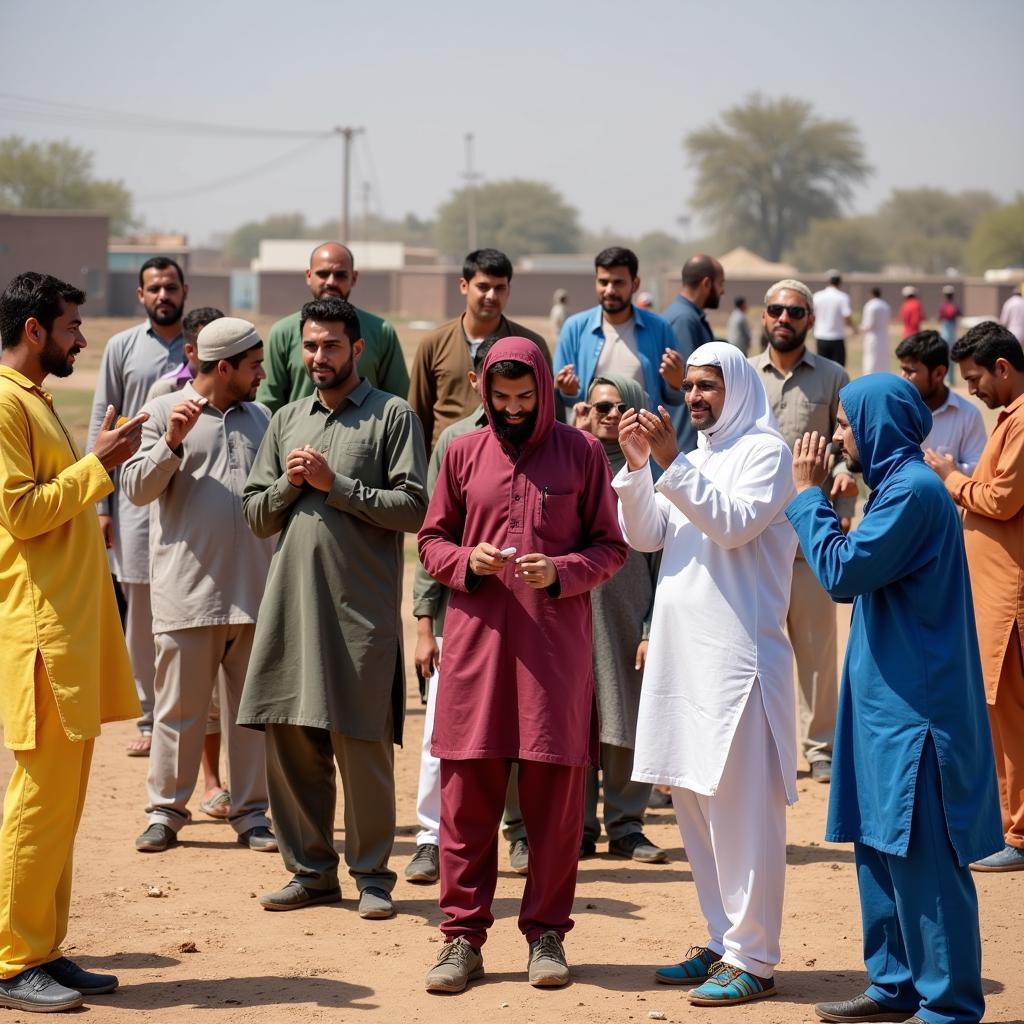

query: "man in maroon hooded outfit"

left=418, top=337, right=628, bottom=993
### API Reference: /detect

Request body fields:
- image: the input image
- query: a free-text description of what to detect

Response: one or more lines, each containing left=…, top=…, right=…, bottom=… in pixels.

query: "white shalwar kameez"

left=860, top=296, right=892, bottom=376
left=613, top=342, right=798, bottom=978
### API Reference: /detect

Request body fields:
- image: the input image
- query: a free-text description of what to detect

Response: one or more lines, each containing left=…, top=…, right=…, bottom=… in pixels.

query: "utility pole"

left=362, top=182, right=372, bottom=243
left=463, top=132, right=482, bottom=252
left=334, top=125, right=364, bottom=241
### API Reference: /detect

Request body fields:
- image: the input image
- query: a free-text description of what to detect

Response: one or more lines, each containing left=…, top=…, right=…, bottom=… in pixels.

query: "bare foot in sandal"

left=126, top=733, right=152, bottom=757
left=200, top=789, right=231, bottom=819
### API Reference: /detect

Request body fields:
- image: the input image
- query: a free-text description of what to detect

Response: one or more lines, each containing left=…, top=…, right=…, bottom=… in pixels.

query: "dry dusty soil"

left=1, top=315, right=1019, bottom=1024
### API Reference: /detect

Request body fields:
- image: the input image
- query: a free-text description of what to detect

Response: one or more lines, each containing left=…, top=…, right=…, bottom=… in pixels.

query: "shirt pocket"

left=331, top=439, right=379, bottom=484
left=534, top=490, right=581, bottom=546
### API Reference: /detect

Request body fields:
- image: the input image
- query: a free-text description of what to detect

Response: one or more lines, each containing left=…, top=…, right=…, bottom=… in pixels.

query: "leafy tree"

left=878, top=187, right=1000, bottom=273
left=0, top=136, right=135, bottom=233
left=223, top=212, right=310, bottom=265
left=684, top=94, right=870, bottom=261
left=965, top=194, right=1024, bottom=273
left=435, top=179, right=580, bottom=261
left=788, top=216, right=887, bottom=273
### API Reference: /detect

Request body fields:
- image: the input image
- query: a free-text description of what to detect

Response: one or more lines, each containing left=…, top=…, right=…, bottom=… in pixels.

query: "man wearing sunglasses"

left=751, top=279, right=857, bottom=785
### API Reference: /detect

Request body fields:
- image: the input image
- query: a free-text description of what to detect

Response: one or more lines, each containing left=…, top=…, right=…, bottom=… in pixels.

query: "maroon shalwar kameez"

left=418, top=338, right=627, bottom=948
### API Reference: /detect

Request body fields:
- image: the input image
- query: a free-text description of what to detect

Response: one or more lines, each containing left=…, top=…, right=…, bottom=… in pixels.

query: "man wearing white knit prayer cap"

left=612, top=341, right=798, bottom=1007
left=122, top=317, right=277, bottom=856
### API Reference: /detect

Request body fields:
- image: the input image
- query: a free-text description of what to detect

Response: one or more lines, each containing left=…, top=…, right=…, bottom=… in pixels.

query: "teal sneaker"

left=688, top=961, right=776, bottom=1005
left=655, top=945, right=721, bottom=985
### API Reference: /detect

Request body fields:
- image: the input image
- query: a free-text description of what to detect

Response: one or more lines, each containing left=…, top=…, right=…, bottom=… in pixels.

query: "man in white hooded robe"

left=612, top=341, right=797, bottom=1007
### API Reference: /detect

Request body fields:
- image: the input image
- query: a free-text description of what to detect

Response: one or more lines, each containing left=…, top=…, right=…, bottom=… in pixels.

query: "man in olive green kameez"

left=239, top=297, right=427, bottom=919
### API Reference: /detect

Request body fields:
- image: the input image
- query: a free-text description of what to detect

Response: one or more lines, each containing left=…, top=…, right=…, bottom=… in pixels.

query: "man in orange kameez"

left=926, top=319, right=1024, bottom=872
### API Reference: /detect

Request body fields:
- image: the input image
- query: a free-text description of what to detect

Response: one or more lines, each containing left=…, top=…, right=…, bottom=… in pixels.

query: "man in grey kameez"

left=122, top=318, right=276, bottom=855
left=88, top=256, right=188, bottom=754
left=574, top=375, right=665, bottom=863
left=240, top=297, right=427, bottom=920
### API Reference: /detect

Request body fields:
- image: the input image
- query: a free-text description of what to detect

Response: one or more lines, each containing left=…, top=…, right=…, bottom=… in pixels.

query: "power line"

left=136, top=136, right=332, bottom=202
left=0, top=92, right=328, bottom=140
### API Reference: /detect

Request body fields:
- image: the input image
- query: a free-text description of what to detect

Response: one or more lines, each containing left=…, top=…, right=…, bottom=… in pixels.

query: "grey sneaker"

left=358, top=886, right=395, bottom=919
left=527, top=930, right=570, bottom=987
left=609, top=831, right=668, bottom=864
left=425, top=936, right=484, bottom=993
left=405, top=843, right=440, bottom=883
left=811, top=760, right=833, bottom=784
left=508, top=838, right=529, bottom=875
left=237, top=825, right=278, bottom=852
left=135, top=822, right=177, bottom=853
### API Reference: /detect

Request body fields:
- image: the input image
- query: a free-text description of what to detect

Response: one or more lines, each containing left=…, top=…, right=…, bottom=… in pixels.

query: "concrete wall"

left=0, top=211, right=109, bottom=311
left=107, top=271, right=231, bottom=317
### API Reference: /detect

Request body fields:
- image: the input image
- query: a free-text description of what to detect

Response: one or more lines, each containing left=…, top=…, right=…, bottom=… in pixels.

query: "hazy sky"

left=1, top=0, right=1021, bottom=247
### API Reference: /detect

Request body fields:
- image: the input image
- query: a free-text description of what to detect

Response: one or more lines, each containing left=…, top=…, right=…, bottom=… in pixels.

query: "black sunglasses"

left=591, top=401, right=628, bottom=415
left=766, top=303, right=809, bottom=320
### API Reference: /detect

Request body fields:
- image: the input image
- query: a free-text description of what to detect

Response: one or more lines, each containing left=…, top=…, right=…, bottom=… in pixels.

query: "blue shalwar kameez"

left=786, top=375, right=1002, bottom=1024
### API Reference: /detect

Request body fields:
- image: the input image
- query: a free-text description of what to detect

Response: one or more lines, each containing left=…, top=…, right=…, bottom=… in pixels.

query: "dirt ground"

left=3, top=315, right=1019, bottom=1023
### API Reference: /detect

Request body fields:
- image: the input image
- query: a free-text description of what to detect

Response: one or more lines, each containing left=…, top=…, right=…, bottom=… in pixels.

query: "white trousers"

left=671, top=682, right=787, bottom=977
left=415, top=638, right=442, bottom=846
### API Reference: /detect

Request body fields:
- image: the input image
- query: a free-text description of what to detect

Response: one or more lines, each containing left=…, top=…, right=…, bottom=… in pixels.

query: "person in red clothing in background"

left=418, top=337, right=627, bottom=994
left=900, top=286, right=926, bottom=339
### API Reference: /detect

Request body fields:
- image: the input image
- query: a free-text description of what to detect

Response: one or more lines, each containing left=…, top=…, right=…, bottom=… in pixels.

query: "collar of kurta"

left=0, top=363, right=54, bottom=403
left=309, top=376, right=372, bottom=416
left=144, top=321, right=184, bottom=345
left=998, top=390, right=1024, bottom=425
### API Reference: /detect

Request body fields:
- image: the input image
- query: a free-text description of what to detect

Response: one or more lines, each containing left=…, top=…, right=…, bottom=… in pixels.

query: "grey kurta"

left=591, top=547, right=659, bottom=749
left=87, top=320, right=184, bottom=582
left=238, top=379, right=427, bottom=744
left=119, top=383, right=275, bottom=633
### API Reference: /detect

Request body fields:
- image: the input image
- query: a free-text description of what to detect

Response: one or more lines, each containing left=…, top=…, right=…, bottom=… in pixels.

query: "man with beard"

left=88, top=256, right=189, bottom=757
left=409, top=248, right=549, bottom=451
left=896, top=330, right=986, bottom=475
left=240, top=297, right=427, bottom=919
left=122, top=318, right=276, bottom=856
left=751, top=279, right=857, bottom=784
left=418, top=338, right=627, bottom=993
left=788, top=375, right=1001, bottom=1024
left=662, top=254, right=726, bottom=451
left=257, top=242, right=407, bottom=413
left=0, top=273, right=145, bottom=1011
left=614, top=343, right=797, bottom=1005
left=926, top=321, right=1024, bottom=873
left=555, top=247, right=684, bottom=439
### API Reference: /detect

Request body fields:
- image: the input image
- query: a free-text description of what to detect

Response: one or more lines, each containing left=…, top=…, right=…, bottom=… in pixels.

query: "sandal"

left=199, top=790, right=232, bottom=819
left=126, top=734, right=152, bottom=757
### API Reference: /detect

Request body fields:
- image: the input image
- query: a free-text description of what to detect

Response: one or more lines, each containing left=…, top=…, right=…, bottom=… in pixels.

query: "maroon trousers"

left=439, top=758, right=586, bottom=948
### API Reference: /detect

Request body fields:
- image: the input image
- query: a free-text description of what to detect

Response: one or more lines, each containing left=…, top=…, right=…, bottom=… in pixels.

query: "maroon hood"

left=480, top=336, right=555, bottom=451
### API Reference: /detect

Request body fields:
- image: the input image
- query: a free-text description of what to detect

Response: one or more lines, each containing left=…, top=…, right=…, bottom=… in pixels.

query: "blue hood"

left=840, top=375, right=932, bottom=491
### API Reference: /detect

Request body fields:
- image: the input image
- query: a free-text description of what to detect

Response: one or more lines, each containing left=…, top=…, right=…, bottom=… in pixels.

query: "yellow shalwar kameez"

left=0, top=365, right=139, bottom=978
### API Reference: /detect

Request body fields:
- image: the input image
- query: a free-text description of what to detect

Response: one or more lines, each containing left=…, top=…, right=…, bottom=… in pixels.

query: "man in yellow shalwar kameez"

left=0, top=272, right=145, bottom=1013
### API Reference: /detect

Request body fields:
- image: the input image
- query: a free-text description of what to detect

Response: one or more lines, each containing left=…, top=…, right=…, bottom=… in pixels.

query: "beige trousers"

left=788, top=557, right=838, bottom=764
left=146, top=624, right=269, bottom=835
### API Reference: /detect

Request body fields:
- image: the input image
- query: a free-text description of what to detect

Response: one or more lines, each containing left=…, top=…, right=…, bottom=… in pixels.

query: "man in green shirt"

left=256, top=242, right=409, bottom=412
left=240, top=297, right=427, bottom=920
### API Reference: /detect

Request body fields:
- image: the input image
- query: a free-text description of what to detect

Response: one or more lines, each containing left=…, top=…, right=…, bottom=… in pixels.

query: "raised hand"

left=554, top=364, right=581, bottom=397
left=618, top=409, right=651, bottom=471
left=91, top=404, right=149, bottom=471
left=793, top=431, right=830, bottom=492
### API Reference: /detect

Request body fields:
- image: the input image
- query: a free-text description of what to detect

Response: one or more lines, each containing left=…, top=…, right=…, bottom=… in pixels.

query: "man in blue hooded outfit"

left=785, top=374, right=1002, bottom=1024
